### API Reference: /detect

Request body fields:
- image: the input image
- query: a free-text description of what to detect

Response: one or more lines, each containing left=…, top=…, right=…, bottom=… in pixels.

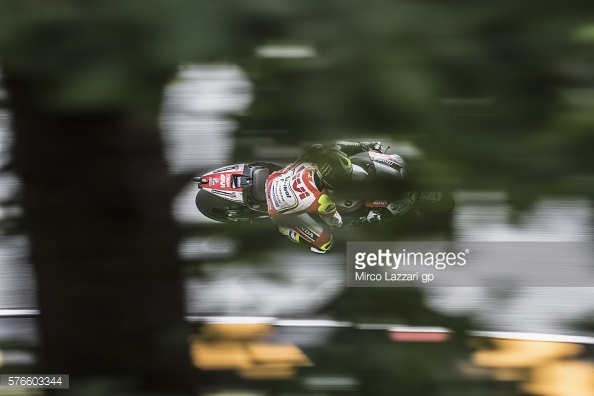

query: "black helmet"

left=308, top=147, right=353, bottom=190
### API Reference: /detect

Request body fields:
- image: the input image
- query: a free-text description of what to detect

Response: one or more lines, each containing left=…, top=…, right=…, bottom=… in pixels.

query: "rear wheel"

left=195, top=190, right=270, bottom=224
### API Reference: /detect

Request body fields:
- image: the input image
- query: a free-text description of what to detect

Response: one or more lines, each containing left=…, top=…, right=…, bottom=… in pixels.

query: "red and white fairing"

left=199, top=164, right=245, bottom=204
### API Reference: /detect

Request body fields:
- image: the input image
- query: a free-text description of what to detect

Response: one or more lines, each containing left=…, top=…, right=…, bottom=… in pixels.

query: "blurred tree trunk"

left=2, top=35, right=196, bottom=396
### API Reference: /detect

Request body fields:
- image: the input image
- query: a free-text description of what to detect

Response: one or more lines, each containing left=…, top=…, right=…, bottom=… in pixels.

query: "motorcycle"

left=193, top=145, right=455, bottom=231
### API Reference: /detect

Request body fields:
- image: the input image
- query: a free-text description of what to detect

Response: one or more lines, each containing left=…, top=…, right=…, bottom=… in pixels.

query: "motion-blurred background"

left=1, top=1, right=594, bottom=395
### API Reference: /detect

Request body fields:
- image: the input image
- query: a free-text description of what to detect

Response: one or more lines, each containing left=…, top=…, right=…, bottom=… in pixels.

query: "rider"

left=265, top=141, right=382, bottom=253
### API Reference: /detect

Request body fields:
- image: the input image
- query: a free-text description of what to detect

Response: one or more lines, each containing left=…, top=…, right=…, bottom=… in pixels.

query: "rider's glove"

left=359, top=141, right=382, bottom=152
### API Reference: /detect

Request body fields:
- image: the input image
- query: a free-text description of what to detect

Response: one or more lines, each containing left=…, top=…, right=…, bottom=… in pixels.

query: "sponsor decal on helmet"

left=332, top=151, right=351, bottom=170
left=319, top=163, right=332, bottom=176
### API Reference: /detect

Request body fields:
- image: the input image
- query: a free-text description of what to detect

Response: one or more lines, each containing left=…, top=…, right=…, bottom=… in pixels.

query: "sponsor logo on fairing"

left=369, top=152, right=401, bottom=168
left=366, top=199, right=389, bottom=208
left=220, top=174, right=232, bottom=189
left=212, top=165, right=240, bottom=173
left=212, top=189, right=238, bottom=199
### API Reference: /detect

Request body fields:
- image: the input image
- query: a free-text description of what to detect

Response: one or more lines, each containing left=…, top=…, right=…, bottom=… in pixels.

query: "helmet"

left=309, top=148, right=353, bottom=190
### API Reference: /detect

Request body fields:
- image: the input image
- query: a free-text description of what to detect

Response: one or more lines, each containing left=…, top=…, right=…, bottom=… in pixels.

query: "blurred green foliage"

left=1, top=2, right=593, bottom=394
left=2, top=1, right=594, bottom=209
left=230, top=1, right=594, bottom=207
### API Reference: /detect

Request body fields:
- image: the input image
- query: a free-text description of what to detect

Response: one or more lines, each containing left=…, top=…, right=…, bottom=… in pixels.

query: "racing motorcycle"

left=193, top=145, right=455, bottom=232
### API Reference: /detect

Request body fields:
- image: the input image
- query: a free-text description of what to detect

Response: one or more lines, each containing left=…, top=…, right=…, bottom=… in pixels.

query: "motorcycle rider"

left=265, top=141, right=384, bottom=253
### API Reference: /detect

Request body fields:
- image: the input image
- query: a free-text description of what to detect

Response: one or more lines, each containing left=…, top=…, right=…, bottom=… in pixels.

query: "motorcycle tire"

left=415, top=192, right=455, bottom=219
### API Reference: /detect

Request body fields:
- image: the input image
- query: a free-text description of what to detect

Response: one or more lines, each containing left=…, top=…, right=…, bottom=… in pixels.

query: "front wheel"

left=195, top=190, right=271, bottom=224
left=415, top=192, right=455, bottom=219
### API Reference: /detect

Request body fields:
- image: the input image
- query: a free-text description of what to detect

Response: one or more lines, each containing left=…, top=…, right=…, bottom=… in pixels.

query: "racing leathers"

left=266, top=160, right=341, bottom=253
left=265, top=141, right=378, bottom=253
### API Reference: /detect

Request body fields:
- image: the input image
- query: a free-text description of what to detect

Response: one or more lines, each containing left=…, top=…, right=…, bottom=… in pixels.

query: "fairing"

left=198, top=164, right=245, bottom=204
